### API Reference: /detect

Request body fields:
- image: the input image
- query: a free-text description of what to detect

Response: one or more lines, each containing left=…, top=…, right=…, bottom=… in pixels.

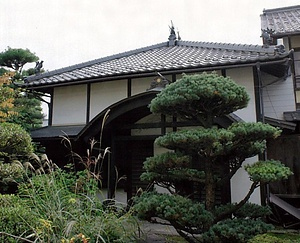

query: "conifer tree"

left=134, top=73, right=292, bottom=243
left=0, top=47, right=43, bottom=131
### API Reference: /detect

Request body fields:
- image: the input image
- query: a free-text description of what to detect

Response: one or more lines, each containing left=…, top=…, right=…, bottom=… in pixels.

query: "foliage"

left=0, top=46, right=39, bottom=73
left=133, top=73, right=293, bottom=243
left=6, top=92, right=43, bottom=131
left=0, top=123, right=34, bottom=193
left=245, top=160, right=293, bottom=183
left=9, top=146, right=139, bottom=242
left=0, top=194, right=38, bottom=243
left=0, top=122, right=33, bottom=158
left=134, top=191, right=214, bottom=230
left=0, top=67, right=6, bottom=76
left=0, top=47, right=44, bottom=131
left=0, top=72, right=17, bottom=122
left=249, top=232, right=300, bottom=243
left=150, top=72, right=250, bottom=127
left=214, top=202, right=272, bottom=220
left=202, top=218, right=274, bottom=243
left=0, top=161, right=26, bottom=194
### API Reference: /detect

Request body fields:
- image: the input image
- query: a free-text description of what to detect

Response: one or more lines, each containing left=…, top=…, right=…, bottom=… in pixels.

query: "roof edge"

left=262, top=5, right=300, bottom=14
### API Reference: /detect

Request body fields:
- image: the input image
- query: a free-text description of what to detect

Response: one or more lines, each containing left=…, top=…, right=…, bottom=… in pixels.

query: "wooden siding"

left=267, top=135, right=300, bottom=195
left=262, top=74, right=295, bottom=120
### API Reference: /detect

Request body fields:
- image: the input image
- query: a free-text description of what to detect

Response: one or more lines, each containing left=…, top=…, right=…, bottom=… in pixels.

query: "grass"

left=268, top=230, right=300, bottom=241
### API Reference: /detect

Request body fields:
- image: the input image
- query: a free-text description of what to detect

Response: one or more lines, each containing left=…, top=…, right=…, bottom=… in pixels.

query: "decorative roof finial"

left=34, top=60, right=44, bottom=74
left=177, top=29, right=181, bottom=41
left=168, top=21, right=177, bottom=46
left=261, top=28, right=275, bottom=47
left=147, top=72, right=170, bottom=91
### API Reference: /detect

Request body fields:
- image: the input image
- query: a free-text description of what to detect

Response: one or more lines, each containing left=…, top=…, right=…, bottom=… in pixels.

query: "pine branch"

left=214, top=181, right=259, bottom=222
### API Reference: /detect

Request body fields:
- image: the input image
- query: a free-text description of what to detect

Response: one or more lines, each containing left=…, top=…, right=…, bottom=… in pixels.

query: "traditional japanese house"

left=24, top=24, right=295, bottom=205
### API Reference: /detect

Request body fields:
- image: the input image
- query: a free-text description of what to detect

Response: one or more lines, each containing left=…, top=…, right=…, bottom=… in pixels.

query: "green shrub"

left=0, top=161, right=26, bottom=193
left=202, top=218, right=274, bottom=243
left=249, top=232, right=300, bottom=243
left=0, top=194, right=37, bottom=243
left=234, top=202, right=272, bottom=219
left=0, top=122, right=34, bottom=158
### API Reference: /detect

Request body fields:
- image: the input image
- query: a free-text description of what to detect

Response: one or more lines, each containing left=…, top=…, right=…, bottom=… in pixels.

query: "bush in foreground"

left=1, top=156, right=139, bottom=242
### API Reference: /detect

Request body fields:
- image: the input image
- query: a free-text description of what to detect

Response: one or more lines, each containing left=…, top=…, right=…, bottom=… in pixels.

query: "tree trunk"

left=205, top=161, right=215, bottom=211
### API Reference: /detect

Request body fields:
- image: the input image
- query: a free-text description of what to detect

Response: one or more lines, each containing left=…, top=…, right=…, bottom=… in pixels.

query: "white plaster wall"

left=52, top=85, right=87, bottom=125
left=230, top=156, right=260, bottom=204
left=263, top=74, right=295, bottom=119
left=226, top=67, right=256, bottom=122
left=131, top=77, right=154, bottom=96
left=90, top=80, right=127, bottom=120
left=131, top=75, right=172, bottom=95
left=226, top=67, right=261, bottom=204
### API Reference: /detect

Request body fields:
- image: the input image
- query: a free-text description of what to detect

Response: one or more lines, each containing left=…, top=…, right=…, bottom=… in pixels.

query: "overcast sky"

left=1, top=0, right=300, bottom=72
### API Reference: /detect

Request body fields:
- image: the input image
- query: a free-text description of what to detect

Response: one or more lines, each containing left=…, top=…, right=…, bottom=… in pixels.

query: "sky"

left=1, top=0, right=300, bottom=72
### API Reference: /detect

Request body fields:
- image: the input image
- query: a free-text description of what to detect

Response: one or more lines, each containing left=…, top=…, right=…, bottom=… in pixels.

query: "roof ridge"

left=177, top=40, right=276, bottom=53
left=262, top=5, right=300, bottom=14
left=25, top=42, right=168, bottom=82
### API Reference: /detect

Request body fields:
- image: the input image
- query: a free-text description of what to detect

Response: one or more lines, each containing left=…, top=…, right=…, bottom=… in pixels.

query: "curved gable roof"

left=23, top=39, right=289, bottom=89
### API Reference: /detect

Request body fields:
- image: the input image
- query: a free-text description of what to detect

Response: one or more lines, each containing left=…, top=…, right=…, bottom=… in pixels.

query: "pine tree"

left=0, top=47, right=43, bottom=131
left=134, top=73, right=292, bottom=243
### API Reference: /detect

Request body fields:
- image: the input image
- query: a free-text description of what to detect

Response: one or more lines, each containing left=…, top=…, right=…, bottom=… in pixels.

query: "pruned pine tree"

left=134, top=73, right=292, bottom=243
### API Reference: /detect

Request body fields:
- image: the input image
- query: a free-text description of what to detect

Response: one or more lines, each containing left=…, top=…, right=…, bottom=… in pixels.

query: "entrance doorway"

left=114, top=138, right=154, bottom=201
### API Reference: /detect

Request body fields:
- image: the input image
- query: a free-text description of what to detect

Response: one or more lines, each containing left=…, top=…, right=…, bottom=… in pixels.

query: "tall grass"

left=13, top=152, right=138, bottom=242
left=1, top=111, right=140, bottom=242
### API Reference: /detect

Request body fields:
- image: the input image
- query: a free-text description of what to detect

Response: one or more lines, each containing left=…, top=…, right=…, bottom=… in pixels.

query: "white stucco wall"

left=131, top=77, right=153, bottom=96
left=227, top=67, right=256, bottom=122
left=52, top=84, right=87, bottom=125
left=90, top=80, right=127, bottom=120
left=226, top=67, right=261, bottom=204
left=131, top=75, right=172, bottom=95
left=230, top=156, right=260, bottom=204
left=262, top=74, right=295, bottom=119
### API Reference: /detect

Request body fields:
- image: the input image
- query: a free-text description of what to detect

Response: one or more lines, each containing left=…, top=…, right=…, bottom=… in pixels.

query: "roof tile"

left=261, top=5, right=300, bottom=37
left=24, top=40, right=289, bottom=88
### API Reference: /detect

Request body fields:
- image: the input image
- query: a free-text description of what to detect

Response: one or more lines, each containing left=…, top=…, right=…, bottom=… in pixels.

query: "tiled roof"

left=261, top=5, right=300, bottom=37
left=31, top=125, right=85, bottom=140
left=24, top=40, right=289, bottom=88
